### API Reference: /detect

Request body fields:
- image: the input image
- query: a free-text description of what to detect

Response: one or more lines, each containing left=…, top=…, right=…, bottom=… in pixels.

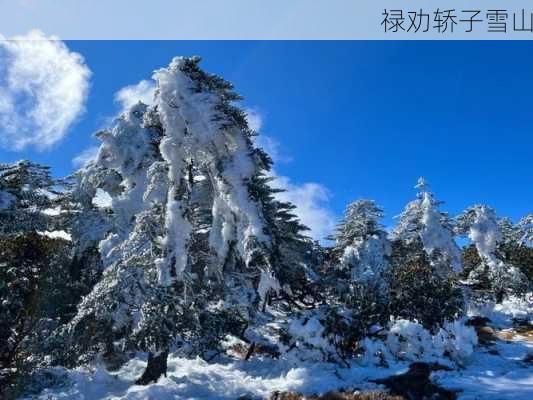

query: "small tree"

left=317, top=200, right=391, bottom=359
left=332, top=199, right=391, bottom=286
left=456, top=205, right=529, bottom=300
left=389, top=179, right=464, bottom=328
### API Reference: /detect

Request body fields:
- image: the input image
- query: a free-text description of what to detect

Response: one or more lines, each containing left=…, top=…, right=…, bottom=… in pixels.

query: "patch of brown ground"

left=496, top=325, right=533, bottom=342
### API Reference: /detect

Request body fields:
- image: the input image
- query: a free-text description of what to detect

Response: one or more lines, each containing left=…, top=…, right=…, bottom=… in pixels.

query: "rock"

left=476, top=326, right=499, bottom=345
left=465, top=316, right=492, bottom=327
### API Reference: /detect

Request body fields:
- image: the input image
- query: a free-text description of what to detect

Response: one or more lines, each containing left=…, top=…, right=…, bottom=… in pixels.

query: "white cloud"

left=246, top=107, right=336, bottom=241
left=115, top=79, right=155, bottom=111
left=247, top=109, right=292, bottom=164
left=254, top=135, right=294, bottom=164
left=0, top=30, right=91, bottom=151
left=245, top=108, right=263, bottom=132
left=72, top=146, right=99, bottom=168
left=272, top=172, right=337, bottom=242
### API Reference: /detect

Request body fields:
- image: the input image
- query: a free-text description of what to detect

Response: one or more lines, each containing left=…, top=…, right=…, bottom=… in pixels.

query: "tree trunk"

left=496, top=290, right=505, bottom=304
left=135, top=351, right=169, bottom=385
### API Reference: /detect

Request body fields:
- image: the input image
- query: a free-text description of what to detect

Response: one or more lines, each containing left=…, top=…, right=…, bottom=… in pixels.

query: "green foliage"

left=388, top=240, right=464, bottom=331
left=0, top=233, right=71, bottom=398
left=498, top=243, right=533, bottom=283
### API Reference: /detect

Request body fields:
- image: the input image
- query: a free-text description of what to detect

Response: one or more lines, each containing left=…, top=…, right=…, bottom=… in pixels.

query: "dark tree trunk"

left=496, top=290, right=505, bottom=304
left=245, top=342, right=256, bottom=361
left=135, top=351, right=169, bottom=385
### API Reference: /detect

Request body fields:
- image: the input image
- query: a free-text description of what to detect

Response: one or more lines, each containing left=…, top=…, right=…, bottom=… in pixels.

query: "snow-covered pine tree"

left=0, top=161, right=60, bottom=236
left=393, top=177, right=462, bottom=276
left=69, top=57, right=313, bottom=383
left=388, top=178, right=464, bottom=329
left=66, top=102, right=174, bottom=380
left=496, top=214, right=533, bottom=248
left=319, top=200, right=391, bottom=359
left=456, top=205, right=529, bottom=300
left=497, top=214, right=533, bottom=285
left=332, top=199, right=391, bottom=286
left=517, top=214, right=533, bottom=246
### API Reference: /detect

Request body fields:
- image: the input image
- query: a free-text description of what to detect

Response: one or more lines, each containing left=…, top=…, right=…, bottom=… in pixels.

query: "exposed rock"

left=476, top=326, right=500, bottom=345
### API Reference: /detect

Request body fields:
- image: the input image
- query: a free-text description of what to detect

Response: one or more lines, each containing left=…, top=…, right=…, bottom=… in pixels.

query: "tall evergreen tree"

left=69, top=57, right=314, bottom=383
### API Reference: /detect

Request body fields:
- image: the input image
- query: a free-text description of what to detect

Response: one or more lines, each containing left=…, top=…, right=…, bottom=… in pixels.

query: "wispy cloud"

left=246, top=109, right=292, bottom=163
left=245, top=108, right=263, bottom=132
left=72, top=146, right=99, bottom=168
left=0, top=30, right=91, bottom=151
left=272, top=174, right=336, bottom=242
left=246, top=108, right=336, bottom=241
left=115, top=79, right=155, bottom=111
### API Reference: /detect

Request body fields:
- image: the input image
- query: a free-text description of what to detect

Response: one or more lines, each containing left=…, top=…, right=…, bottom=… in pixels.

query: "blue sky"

left=0, top=40, right=532, bottom=237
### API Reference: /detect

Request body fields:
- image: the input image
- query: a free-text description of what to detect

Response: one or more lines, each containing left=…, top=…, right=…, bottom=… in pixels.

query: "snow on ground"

left=26, top=343, right=533, bottom=400
left=434, top=338, right=533, bottom=400
left=25, top=296, right=533, bottom=400
left=26, top=355, right=406, bottom=400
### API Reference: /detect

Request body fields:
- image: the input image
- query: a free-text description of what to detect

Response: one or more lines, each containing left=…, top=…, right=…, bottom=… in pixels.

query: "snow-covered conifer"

left=0, top=161, right=60, bottom=236
left=69, top=57, right=314, bottom=382
left=333, top=199, right=391, bottom=286
left=310, top=200, right=391, bottom=361
left=456, top=205, right=529, bottom=299
left=394, top=177, right=462, bottom=276
left=517, top=214, right=533, bottom=246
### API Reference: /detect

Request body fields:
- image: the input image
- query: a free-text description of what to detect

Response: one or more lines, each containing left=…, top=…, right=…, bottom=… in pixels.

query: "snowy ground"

left=25, top=297, right=533, bottom=400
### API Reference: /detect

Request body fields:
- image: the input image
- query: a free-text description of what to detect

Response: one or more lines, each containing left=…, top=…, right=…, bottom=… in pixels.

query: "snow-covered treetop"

left=153, top=56, right=273, bottom=283
left=0, top=160, right=61, bottom=234
left=0, top=160, right=58, bottom=207
left=414, top=176, right=429, bottom=191
left=517, top=214, right=533, bottom=245
left=78, top=56, right=284, bottom=292
left=334, top=199, right=385, bottom=249
left=394, top=178, right=462, bottom=274
left=456, top=205, right=502, bottom=266
left=331, top=199, right=391, bottom=285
